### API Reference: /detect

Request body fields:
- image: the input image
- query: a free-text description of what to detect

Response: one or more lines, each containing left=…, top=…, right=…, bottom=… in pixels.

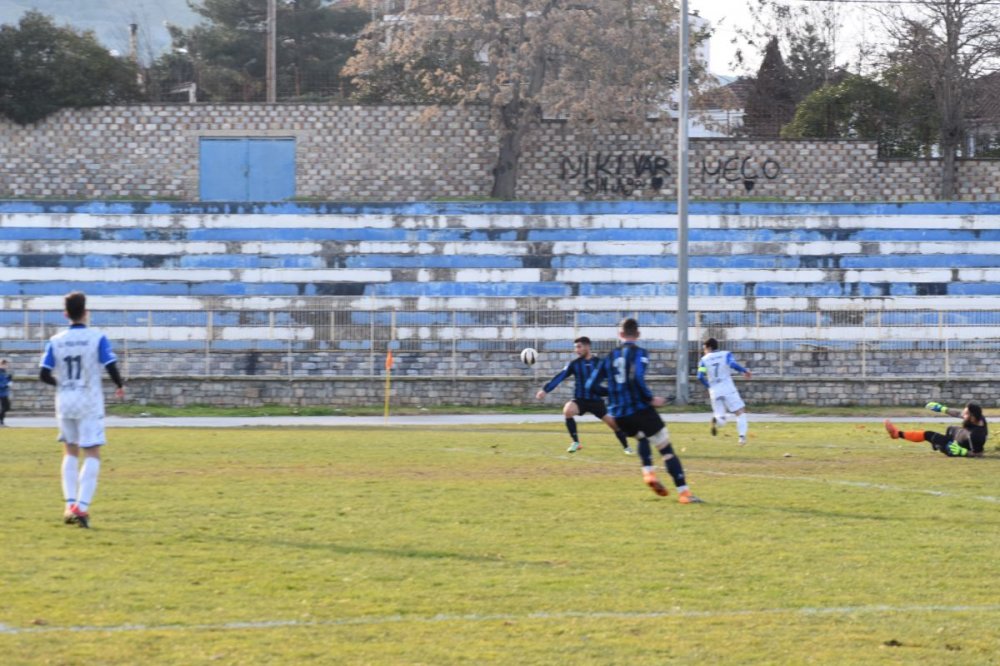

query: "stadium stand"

left=2, top=201, right=1000, bottom=357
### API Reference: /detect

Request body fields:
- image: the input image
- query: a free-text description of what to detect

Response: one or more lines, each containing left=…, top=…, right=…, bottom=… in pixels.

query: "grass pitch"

left=1, top=420, right=998, bottom=664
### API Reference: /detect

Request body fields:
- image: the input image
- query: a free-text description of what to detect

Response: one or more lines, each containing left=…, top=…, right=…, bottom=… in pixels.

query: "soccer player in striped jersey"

left=697, top=338, right=751, bottom=445
left=884, top=401, right=988, bottom=458
left=536, top=336, right=632, bottom=454
left=0, top=358, right=12, bottom=426
left=39, top=292, right=125, bottom=528
left=585, top=318, right=702, bottom=503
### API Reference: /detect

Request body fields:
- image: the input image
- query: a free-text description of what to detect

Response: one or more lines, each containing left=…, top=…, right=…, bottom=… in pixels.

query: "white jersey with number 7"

left=698, top=350, right=746, bottom=398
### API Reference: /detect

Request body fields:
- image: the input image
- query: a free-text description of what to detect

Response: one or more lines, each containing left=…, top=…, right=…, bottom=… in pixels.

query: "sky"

left=1, top=0, right=879, bottom=76
left=0, top=0, right=198, bottom=57
left=692, top=0, right=754, bottom=75
left=693, top=0, right=873, bottom=78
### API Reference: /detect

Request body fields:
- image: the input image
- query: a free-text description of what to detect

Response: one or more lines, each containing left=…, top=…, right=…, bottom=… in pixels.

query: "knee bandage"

left=649, top=428, right=670, bottom=453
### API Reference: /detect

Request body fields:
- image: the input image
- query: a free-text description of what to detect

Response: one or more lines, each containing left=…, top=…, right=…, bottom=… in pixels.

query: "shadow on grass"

left=706, top=502, right=908, bottom=523
left=708, top=501, right=1000, bottom=526
left=99, top=527, right=542, bottom=566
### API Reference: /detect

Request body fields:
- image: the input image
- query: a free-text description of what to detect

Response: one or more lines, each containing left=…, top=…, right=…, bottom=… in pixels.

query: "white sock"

left=715, top=414, right=728, bottom=427
left=61, top=455, right=79, bottom=508
left=642, top=465, right=655, bottom=474
left=76, top=458, right=101, bottom=512
left=677, top=485, right=689, bottom=494
left=737, top=414, right=748, bottom=437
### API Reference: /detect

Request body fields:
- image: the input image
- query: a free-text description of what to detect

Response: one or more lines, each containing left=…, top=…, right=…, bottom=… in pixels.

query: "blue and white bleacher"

left=2, top=200, right=1000, bottom=351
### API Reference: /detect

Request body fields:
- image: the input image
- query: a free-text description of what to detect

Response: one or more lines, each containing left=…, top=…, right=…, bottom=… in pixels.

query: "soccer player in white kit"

left=697, top=337, right=751, bottom=445
left=39, top=292, right=125, bottom=528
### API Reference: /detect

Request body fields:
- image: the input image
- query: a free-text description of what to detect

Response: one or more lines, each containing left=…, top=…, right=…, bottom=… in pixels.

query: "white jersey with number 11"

left=40, top=325, right=117, bottom=419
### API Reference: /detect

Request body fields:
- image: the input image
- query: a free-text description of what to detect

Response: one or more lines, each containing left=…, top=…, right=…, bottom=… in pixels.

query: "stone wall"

left=1, top=347, right=992, bottom=412
left=0, top=105, right=495, bottom=201
left=4, top=104, right=1000, bottom=201
left=0, top=348, right=982, bottom=383
left=6, top=374, right=996, bottom=414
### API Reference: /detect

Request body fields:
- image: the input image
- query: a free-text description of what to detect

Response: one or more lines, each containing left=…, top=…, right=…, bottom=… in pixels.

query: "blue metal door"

left=199, top=138, right=296, bottom=201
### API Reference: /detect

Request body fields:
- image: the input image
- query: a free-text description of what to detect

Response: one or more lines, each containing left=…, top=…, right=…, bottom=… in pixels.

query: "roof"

left=967, top=71, right=1000, bottom=125
left=693, top=76, right=755, bottom=111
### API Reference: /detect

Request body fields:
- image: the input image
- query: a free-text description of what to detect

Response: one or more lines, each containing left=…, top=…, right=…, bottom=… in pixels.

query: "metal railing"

left=2, top=301, right=998, bottom=379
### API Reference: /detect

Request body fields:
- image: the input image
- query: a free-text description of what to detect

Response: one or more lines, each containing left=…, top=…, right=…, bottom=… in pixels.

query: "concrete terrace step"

left=2, top=266, right=999, bottom=283
left=3, top=251, right=1000, bottom=271
left=3, top=307, right=997, bottom=328
left=5, top=225, right=1000, bottom=242
left=5, top=294, right=1000, bottom=313
left=1, top=279, right=1000, bottom=298
left=2, top=203, right=1000, bottom=323
left=4, top=239, right=1000, bottom=257
left=3, top=207, right=1000, bottom=230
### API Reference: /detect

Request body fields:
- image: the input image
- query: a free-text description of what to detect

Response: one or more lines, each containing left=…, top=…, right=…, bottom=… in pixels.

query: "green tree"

left=785, top=19, right=837, bottom=102
left=742, top=36, right=795, bottom=138
left=879, top=41, right=939, bottom=158
left=781, top=74, right=898, bottom=139
left=0, top=11, right=141, bottom=125
left=147, top=0, right=370, bottom=102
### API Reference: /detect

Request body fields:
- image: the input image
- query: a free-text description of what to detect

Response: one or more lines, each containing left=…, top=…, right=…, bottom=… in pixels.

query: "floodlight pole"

left=266, top=0, right=277, bottom=103
left=675, top=0, right=691, bottom=405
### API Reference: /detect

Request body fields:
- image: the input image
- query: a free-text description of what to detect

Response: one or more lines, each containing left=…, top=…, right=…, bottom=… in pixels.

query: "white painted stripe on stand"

left=453, top=268, right=542, bottom=282
left=6, top=240, right=1000, bottom=258
left=6, top=294, right=1000, bottom=312
left=0, top=214, right=399, bottom=229
left=11, top=239, right=1000, bottom=258
left=0, top=265, right=986, bottom=286
left=0, top=267, right=392, bottom=283
left=0, top=241, right=230, bottom=255
left=5, top=212, right=1000, bottom=230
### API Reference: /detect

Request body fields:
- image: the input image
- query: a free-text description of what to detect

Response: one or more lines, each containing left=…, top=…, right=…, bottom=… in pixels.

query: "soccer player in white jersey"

left=39, top=292, right=125, bottom=528
left=697, top=337, right=751, bottom=445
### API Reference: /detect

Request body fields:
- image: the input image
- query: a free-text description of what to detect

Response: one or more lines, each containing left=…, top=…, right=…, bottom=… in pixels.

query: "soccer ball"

left=520, top=347, right=538, bottom=366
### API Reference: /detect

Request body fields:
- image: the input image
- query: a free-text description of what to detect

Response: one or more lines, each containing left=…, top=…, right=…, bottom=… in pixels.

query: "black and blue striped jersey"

left=0, top=369, right=11, bottom=398
left=585, top=342, right=654, bottom=418
left=543, top=355, right=607, bottom=400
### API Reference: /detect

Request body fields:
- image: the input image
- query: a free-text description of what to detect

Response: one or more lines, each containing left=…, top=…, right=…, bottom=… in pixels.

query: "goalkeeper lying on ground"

left=884, top=401, right=988, bottom=458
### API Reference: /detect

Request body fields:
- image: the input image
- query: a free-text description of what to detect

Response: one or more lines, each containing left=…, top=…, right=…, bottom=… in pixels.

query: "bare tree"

left=878, top=0, right=1000, bottom=199
left=732, top=0, right=843, bottom=98
left=346, top=1, right=688, bottom=199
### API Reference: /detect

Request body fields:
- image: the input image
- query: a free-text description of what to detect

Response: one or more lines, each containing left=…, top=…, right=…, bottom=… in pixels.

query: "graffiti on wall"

left=701, top=155, right=782, bottom=192
left=560, top=153, right=670, bottom=196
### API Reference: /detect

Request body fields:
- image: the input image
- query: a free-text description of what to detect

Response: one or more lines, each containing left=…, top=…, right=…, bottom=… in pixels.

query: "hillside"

left=0, top=0, right=199, bottom=60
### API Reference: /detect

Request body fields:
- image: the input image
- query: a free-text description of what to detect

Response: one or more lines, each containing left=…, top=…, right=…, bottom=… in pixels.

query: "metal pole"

left=266, top=0, right=277, bottom=103
left=675, top=0, right=690, bottom=404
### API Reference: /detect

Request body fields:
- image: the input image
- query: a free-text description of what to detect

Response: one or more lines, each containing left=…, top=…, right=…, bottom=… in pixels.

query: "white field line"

left=3, top=604, right=1000, bottom=636
left=694, top=469, right=1000, bottom=504
left=441, top=445, right=1000, bottom=505
left=3, top=441, right=997, bottom=638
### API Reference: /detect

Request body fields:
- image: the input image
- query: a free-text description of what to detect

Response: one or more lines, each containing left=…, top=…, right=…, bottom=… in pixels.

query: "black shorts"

left=573, top=398, right=608, bottom=419
left=932, top=425, right=977, bottom=457
left=613, top=408, right=665, bottom=439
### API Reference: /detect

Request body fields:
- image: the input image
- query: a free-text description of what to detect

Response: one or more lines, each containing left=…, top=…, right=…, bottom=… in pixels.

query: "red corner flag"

left=385, top=349, right=394, bottom=370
